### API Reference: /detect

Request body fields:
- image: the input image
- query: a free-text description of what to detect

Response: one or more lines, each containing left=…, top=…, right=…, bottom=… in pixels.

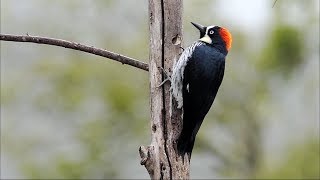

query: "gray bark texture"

left=139, top=0, right=190, bottom=179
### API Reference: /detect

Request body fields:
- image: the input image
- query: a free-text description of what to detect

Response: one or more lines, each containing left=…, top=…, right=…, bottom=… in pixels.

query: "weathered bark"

left=139, top=0, right=190, bottom=179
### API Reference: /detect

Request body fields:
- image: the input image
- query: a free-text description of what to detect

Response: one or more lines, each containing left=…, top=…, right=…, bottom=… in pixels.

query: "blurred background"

left=1, top=0, right=319, bottom=179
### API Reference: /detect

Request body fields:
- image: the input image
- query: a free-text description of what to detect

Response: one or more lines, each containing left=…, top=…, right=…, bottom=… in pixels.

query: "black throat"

left=206, top=42, right=228, bottom=56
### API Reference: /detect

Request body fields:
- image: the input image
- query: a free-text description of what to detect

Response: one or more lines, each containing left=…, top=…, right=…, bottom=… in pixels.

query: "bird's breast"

left=192, top=45, right=224, bottom=78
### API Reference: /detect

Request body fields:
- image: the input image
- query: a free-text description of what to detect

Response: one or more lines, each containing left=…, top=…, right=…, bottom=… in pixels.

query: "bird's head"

left=191, top=22, right=232, bottom=52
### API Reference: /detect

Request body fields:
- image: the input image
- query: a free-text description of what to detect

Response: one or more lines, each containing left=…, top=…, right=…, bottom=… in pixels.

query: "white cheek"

left=200, top=35, right=212, bottom=44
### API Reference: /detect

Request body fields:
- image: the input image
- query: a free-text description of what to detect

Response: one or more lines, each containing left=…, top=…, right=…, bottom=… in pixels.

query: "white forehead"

left=206, top=25, right=216, bottom=34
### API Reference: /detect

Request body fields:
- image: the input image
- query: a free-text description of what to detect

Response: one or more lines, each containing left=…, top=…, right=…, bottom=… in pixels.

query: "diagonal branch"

left=0, top=34, right=149, bottom=71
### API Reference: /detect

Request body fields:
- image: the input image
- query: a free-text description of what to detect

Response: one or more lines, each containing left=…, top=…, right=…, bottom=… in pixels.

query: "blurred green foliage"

left=257, top=139, right=320, bottom=179
left=258, top=25, right=304, bottom=77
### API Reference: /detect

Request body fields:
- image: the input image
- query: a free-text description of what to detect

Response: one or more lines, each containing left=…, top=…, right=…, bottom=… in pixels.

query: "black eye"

left=209, top=30, right=214, bottom=34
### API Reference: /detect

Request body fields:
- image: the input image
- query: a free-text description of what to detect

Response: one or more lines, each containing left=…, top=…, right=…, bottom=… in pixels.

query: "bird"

left=171, top=22, right=232, bottom=158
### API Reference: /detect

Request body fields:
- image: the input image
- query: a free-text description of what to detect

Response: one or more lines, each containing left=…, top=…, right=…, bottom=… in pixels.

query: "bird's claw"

left=157, top=77, right=171, bottom=88
left=157, top=67, right=172, bottom=88
left=160, top=67, right=171, bottom=78
left=178, top=47, right=185, bottom=56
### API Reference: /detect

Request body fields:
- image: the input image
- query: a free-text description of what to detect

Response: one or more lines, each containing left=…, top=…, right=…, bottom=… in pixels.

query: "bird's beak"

left=191, top=22, right=206, bottom=38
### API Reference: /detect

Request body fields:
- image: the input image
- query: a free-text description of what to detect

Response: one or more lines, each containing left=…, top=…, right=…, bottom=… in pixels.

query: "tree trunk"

left=139, top=0, right=190, bottom=179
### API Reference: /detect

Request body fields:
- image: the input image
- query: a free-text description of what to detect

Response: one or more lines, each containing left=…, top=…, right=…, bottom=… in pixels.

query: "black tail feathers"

left=177, top=133, right=196, bottom=158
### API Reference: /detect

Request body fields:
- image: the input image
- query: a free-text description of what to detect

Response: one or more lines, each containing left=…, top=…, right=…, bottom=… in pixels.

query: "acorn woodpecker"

left=171, top=22, right=232, bottom=157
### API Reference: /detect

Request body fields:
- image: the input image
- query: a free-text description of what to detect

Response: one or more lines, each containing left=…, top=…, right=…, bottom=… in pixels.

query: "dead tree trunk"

left=139, top=0, right=190, bottom=179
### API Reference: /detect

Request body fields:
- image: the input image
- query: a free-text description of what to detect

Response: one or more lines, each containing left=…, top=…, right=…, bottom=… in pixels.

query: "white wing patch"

left=171, top=41, right=203, bottom=108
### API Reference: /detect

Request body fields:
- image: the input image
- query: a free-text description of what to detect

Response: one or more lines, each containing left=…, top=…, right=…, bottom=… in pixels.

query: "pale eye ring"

left=209, top=30, right=214, bottom=34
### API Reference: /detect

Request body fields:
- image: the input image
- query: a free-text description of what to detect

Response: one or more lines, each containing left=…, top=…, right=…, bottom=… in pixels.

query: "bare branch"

left=272, top=0, right=278, bottom=8
left=0, top=34, right=149, bottom=71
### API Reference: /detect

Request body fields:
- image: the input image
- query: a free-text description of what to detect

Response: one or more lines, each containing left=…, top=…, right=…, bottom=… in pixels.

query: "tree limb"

left=0, top=34, right=149, bottom=71
left=272, top=0, right=278, bottom=8
left=140, top=0, right=188, bottom=179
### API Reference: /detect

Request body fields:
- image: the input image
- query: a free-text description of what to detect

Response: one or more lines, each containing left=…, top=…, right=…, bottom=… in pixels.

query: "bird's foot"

left=157, top=67, right=172, bottom=88
left=157, top=78, right=171, bottom=88
left=159, top=66, right=171, bottom=79
left=178, top=46, right=185, bottom=56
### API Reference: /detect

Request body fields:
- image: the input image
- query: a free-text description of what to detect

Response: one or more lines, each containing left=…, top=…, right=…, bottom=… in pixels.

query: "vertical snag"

left=140, top=0, right=190, bottom=179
